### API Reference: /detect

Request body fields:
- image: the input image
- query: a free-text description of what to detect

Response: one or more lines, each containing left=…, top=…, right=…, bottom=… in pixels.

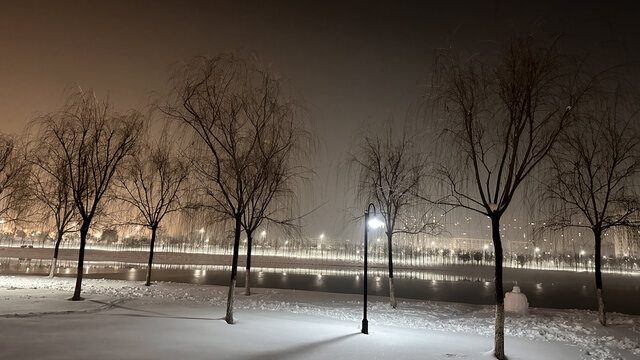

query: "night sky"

left=1, top=0, right=638, bottom=240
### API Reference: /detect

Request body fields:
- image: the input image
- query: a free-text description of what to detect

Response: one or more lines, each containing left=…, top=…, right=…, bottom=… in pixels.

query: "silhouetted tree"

left=164, top=54, right=305, bottom=323
left=352, top=127, right=438, bottom=308
left=40, top=89, right=141, bottom=300
left=29, top=146, right=76, bottom=278
left=116, top=129, right=189, bottom=286
left=0, top=135, right=32, bottom=226
left=240, top=103, right=308, bottom=296
left=430, top=36, right=588, bottom=359
left=544, top=87, right=640, bottom=325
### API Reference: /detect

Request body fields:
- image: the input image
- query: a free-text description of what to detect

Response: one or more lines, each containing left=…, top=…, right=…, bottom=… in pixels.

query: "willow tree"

left=0, top=135, right=31, bottom=227
left=240, top=98, right=307, bottom=296
left=29, top=149, right=76, bottom=278
left=116, top=130, right=189, bottom=286
left=40, top=89, right=141, bottom=300
left=164, top=54, right=304, bottom=323
left=544, top=88, right=640, bottom=326
left=352, top=128, right=437, bottom=308
left=431, top=36, right=587, bottom=359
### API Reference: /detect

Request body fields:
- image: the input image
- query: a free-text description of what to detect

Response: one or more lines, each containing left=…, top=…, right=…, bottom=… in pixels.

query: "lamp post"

left=362, top=202, right=384, bottom=334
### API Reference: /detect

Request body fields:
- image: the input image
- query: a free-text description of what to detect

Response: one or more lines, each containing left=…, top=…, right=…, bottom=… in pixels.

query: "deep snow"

left=1, top=275, right=639, bottom=359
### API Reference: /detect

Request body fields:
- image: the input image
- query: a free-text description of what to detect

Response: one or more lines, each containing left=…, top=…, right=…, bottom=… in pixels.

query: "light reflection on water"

left=2, top=257, right=492, bottom=283
left=2, top=256, right=639, bottom=314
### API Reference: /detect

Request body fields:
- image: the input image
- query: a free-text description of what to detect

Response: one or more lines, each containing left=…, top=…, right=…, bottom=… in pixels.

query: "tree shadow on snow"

left=243, top=333, right=359, bottom=360
left=90, top=300, right=225, bottom=321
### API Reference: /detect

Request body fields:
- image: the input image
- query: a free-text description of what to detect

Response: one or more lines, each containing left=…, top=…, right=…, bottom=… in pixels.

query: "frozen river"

left=2, top=257, right=639, bottom=315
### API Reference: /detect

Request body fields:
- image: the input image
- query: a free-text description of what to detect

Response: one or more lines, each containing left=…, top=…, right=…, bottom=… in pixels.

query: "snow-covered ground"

left=1, top=275, right=639, bottom=359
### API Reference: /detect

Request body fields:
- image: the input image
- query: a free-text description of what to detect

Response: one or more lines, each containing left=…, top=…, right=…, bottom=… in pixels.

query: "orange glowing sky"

left=1, top=0, right=638, bottom=239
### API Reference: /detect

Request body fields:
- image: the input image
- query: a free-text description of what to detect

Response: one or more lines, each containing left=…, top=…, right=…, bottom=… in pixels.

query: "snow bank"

left=1, top=275, right=638, bottom=359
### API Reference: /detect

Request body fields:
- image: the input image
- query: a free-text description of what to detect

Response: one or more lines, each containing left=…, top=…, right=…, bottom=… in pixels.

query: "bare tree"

left=430, top=36, right=587, bottom=359
left=352, top=127, right=439, bottom=308
left=0, top=135, right=32, bottom=226
left=544, top=88, right=640, bottom=325
left=164, top=54, right=304, bottom=323
left=40, top=89, right=141, bottom=300
left=29, top=145, right=76, bottom=278
left=116, top=130, right=189, bottom=286
left=240, top=104, right=308, bottom=296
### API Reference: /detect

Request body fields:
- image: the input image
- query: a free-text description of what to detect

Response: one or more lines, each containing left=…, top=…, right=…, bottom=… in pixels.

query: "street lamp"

left=362, top=202, right=384, bottom=335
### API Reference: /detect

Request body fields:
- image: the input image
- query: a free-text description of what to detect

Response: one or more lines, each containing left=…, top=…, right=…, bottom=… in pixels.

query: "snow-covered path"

left=1, top=275, right=639, bottom=359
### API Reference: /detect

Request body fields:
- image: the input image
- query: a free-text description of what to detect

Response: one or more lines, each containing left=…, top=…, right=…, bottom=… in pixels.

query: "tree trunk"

left=387, top=231, right=397, bottom=309
left=71, top=224, right=89, bottom=301
left=226, top=215, right=242, bottom=324
left=49, top=231, right=63, bottom=278
left=245, top=231, right=253, bottom=296
left=145, top=226, right=157, bottom=286
left=491, top=215, right=505, bottom=360
left=594, top=229, right=606, bottom=326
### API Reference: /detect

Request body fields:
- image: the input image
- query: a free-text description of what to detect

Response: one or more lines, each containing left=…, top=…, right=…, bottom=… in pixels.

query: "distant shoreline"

left=2, top=246, right=637, bottom=277
left=0, top=246, right=490, bottom=273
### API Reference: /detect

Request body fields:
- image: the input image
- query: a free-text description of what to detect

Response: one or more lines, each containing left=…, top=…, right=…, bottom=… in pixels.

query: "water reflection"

left=0, top=256, right=492, bottom=283
left=127, top=268, right=137, bottom=281
left=2, top=257, right=639, bottom=314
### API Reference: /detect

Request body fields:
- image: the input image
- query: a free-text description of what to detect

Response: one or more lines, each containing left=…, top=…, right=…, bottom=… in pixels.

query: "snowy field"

left=1, top=275, right=639, bottom=360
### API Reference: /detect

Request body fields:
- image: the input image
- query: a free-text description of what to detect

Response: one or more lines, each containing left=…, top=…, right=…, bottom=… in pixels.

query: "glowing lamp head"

left=367, top=217, right=385, bottom=229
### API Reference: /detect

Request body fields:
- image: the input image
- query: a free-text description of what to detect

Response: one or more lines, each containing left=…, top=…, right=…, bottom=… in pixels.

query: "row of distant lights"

left=198, top=228, right=292, bottom=246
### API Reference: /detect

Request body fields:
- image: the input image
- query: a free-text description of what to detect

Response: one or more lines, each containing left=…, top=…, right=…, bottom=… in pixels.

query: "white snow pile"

left=1, top=275, right=639, bottom=360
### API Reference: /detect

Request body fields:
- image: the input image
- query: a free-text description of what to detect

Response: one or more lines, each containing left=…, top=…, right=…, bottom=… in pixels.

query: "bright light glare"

left=367, top=218, right=385, bottom=229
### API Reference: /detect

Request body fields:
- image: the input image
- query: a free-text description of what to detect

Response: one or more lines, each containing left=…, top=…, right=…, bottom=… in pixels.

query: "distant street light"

left=362, top=202, right=384, bottom=335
